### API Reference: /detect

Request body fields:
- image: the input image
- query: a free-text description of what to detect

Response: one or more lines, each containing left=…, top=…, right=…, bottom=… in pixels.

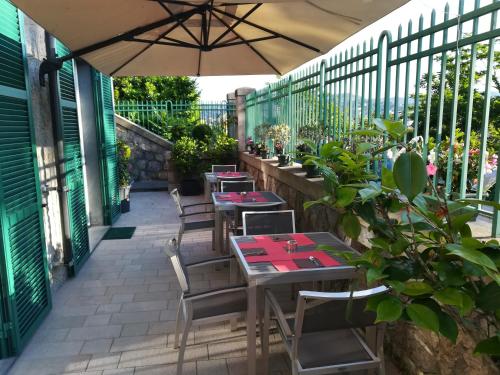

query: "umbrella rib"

left=156, top=1, right=201, bottom=46
left=58, top=6, right=201, bottom=62
left=212, top=7, right=321, bottom=53
left=213, top=35, right=278, bottom=49
left=306, top=0, right=362, bottom=25
left=210, top=3, right=262, bottom=47
left=131, top=37, right=199, bottom=49
left=109, top=22, right=182, bottom=76
left=211, top=11, right=281, bottom=75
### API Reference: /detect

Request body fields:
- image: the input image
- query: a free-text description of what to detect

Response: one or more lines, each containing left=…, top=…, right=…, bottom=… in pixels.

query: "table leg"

left=204, top=178, right=210, bottom=201
left=247, top=283, right=257, bottom=375
left=214, top=210, right=223, bottom=255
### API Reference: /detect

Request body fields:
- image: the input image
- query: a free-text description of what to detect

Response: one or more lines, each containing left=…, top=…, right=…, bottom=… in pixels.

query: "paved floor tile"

left=67, top=325, right=123, bottom=341
left=86, top=352, right=122, bottom=371
left=110, top=334, right=167, bottom=352
left=120, top=322, right=149, bottom=337
left=80, top=339, right=113, bottom=355
left=110, top=311, right=160, bottom=324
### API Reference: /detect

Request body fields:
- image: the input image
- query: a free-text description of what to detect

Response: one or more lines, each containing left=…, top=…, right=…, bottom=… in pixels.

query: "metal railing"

left=115, top=100, right=237, bottom=137
left=245, top=0, right=499, bottom=237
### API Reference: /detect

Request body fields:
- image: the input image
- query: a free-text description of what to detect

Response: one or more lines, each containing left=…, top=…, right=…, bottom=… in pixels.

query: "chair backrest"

left=163, top=238, right=190, bottom=293
left=242, top=210, right=295, bottom=235
left=216, top=175, right=248, bottom=192
left=221, top=180, right=256, bottom=193
left=170, top=188, right=184, bottom=216
left=294, top=286, right=390, bottom=336
left=233, top=202, right=283, bottom=228
left=212, top=165, right=237, bottom=172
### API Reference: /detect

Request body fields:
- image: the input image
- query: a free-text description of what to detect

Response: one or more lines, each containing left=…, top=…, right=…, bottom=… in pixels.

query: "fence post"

left=319, top=59, right=326, bottom=134
left=234, top=87, right=256, bottom=152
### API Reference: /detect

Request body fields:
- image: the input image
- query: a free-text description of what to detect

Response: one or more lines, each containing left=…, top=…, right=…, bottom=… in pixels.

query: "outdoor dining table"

left=203, top=171, right=251, bottom=200
left=229, top=232, right=359, bottom=375
left=211, top=191, right=286, bottom=254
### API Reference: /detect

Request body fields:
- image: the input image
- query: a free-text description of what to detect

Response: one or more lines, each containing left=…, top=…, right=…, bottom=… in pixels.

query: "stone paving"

left=7, top=192, right=291, bottom=375
left=7, top=191, right=399, bottom=375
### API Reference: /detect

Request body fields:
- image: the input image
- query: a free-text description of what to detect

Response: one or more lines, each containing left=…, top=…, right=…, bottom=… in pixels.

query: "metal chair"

left=216, top=175, right=248, bottom=192
left=242, top=210, right=295, bottom=235
left=170, top=188, right=215, bottom=249
left=212, top=164, right=237, bottom=172
left=164, top=239, right=247, bottom=375
left=220, top=180, right=256, bottom=193
left=262, top=286, right=390, bottom=375
left=225, top=202, right=283, bottom=252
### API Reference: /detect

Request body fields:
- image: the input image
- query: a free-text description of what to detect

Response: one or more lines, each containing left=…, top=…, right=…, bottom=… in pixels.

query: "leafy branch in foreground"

left=305, top=118, right=500, bottom=357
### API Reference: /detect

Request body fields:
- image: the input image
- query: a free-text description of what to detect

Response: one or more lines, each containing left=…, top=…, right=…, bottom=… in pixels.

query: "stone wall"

left=115, top=115, right=173, bottom=182
left=239, top=151, right=499, bottom=375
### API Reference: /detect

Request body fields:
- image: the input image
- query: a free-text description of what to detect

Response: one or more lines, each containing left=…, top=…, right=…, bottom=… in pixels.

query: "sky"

left=194, top=0, right=468, bottom=101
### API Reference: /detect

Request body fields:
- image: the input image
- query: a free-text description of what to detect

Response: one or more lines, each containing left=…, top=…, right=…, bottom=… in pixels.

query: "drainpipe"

left=45, top=32, right=74, bottom=273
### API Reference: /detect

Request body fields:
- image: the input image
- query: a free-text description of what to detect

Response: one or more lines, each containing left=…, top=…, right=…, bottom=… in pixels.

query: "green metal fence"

left=245, top=0, right=500, bottom=237
left=115, top=100, right=237, bottom=138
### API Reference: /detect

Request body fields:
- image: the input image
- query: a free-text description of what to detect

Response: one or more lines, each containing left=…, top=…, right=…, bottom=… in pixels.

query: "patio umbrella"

left=13, top=0, right=408, bottom=77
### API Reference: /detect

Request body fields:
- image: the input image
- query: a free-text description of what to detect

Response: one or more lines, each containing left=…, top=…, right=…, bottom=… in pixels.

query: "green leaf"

left=365, top=293, right=389, bottom=312
left=342, top=212, right=361, bottom=240
left=373, top=118, right=407, bottom=139
left=355, top=142, right=372, bottom=155
left=393, top=151, right=427, bottom=201
left=335, top=187, right=358, bottom=208
left=381, top=167, right=396, bottom=189
left=438, top=311, right=459, bottom=343
left=474, top=336, right=500, bottom=355
left=303, top=200, right=322, bottom=210
left=476, top=283, right=500, bottom=312
left=403, top=281, right=433, bottom=296
left=386, top=280, right=406, bottom=293
left=358, top=182, right=382, bottom=203
left=367, top=267, right=388, bottom=285
left=446, top=244, right=497, bottom=271
left=457, top=199, right=500, bottom=211
left=350, top=129, right=384, bottom=137
left=376, top=296, right=403, bottom=322
left=433, top=288, right=474, bottom=315
left=450, top=208, right=478, bottom=231
left=406, top=303, right=440, bottom=333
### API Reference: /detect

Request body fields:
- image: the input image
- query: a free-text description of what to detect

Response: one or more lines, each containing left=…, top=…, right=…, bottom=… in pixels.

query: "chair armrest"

left=183, top=202, right=213, bottom=208
left=265, top=289, right=294, bottom=338
left=185, top=255, right=234, bottom=268
left=184, top=284, right=247, bottom=301
left=179, top=210, right=215, bottom=218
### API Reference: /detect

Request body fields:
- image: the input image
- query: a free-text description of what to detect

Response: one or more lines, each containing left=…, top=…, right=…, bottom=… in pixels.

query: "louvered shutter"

left=94, top=71, right=120, bottom=224
left=55, top=42, right=90, bottom=275
left=0, top=0, right=51, bottom=356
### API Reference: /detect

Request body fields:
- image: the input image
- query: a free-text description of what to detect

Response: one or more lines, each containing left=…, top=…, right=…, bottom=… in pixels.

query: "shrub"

left=192, top=124, right=213, bottom=143
left=207, top=134, right=238, bottom=165
left=168, top=117, right=194, bottom=142
left=172, top=137, right=201, bottom=177
left=117, top=140, right=131, bottom=187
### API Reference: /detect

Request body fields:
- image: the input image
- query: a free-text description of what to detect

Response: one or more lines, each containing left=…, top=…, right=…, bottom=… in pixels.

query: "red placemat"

left=238, top=234, right=341, bottom=271
left=215, top=191, right=269, bottom=203
left=215, top=172, right=243, bottom=177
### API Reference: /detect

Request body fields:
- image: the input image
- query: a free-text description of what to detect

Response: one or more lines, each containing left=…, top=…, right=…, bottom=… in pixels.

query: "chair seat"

left=288, top=328, right=373, bottom=369
left=184, top=219, right=215, bottom=231
left=192, top=290, right=247, bottom=320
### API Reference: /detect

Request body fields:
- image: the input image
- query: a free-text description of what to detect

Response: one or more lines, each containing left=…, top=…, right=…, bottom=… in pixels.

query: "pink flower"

left=426, top=163, right=438, bottom=176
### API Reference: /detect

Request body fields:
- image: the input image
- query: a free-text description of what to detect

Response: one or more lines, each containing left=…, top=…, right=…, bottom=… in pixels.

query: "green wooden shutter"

left=94, top=71, right=120, bottom=224
left=0, top=0, right=51, bottom=356
left=55, top=42, right=90, bottom=275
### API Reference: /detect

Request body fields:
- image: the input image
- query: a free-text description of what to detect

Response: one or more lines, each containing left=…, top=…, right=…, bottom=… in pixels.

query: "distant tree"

left=113, top=76, right=199, bottom=102
left=415, top=42, right=500, bottom=139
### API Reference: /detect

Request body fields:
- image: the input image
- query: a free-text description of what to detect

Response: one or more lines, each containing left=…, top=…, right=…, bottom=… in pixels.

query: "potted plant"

left=254, top=123, right=271, bottom=157
left=268, top=124, right=291, bottom=167
left=117, top=140, right=132, bottom=212
left=304, top=118, right=500, bottom=365
left=246, top=137, right=255, bottom=153
left=172, top=136, right=203, bottom=196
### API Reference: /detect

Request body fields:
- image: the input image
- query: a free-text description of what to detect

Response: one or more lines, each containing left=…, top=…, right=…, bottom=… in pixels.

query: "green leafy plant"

left=306, top=118, right=500, bottom=357
left=117, top=140, right=131, bottom=187
left=268, top=123, right=291, bottom=154
left=207, top=133, right=238, bottom=165
left=172, top=137, right=201, bottom=177
left=168, top=117, right=195, bottom=142
left=191, top=124, right=213, bottom=144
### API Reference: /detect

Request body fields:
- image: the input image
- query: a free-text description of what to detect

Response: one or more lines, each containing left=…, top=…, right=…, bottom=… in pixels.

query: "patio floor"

left=6, top=191, right=399, bottom=375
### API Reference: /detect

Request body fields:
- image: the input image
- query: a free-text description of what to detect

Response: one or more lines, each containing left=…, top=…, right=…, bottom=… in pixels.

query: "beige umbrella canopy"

left=13, top=0, right=408, bottom=77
